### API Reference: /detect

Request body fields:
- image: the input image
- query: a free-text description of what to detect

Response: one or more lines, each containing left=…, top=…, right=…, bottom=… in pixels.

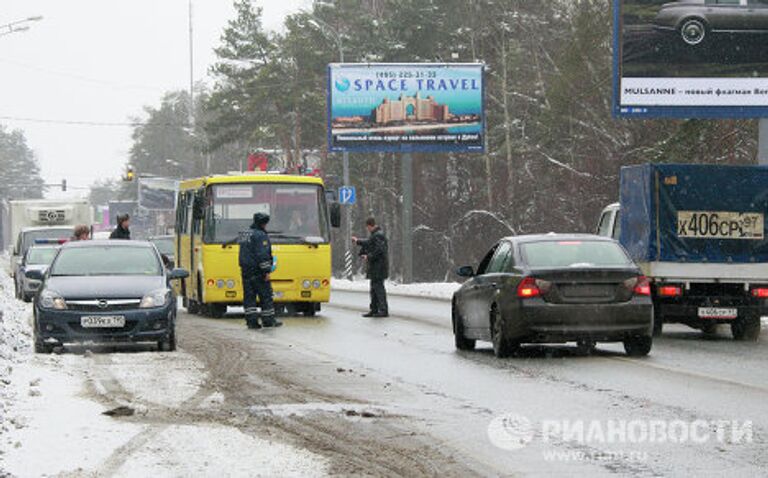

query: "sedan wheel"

left=158, top=328, right=177, bottom=352
left=491, top=306, right=517, bottom=358
left=33, top=330, right=53, bottom=354
left=680, top=19, right=706, bottom=46
left=623, top=335, right=652, bottom=357
left=452, top=304, right=476, bottom=351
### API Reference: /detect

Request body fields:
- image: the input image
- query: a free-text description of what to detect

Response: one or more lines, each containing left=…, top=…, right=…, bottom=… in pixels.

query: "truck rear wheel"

left=731, top=315, right=761, bottom=342
left=700, top=322, right=719, bottom=337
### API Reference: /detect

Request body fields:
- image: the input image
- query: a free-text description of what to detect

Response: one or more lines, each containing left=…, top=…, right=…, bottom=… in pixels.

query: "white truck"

left=597, top=164, right=768, bottom=341
left=7, top=199, right=92, bottom=288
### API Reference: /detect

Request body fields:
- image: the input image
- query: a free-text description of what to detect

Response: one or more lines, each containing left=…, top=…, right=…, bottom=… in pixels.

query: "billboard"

left=138, top=178, right=178, bottom=211
left=614, top=0, right=768, bottom=118
left=328, top=63, right=485, bottom=153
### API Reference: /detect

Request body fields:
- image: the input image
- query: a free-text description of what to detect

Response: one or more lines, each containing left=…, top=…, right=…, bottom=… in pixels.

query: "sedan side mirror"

left=330, top=203, right=341, bottom=229
left=25, top=269, right=45, bottom=281
left=456, top=266, right=475, bottom=278
left=168, top=268, right=190, bottom=281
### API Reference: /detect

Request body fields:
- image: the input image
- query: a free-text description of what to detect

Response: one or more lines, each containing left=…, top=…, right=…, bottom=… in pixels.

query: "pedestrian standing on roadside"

left=353, top=217, right=389, bottom=318
left=239, top=212, right=282, bottom=329
left=71, top=225, right=90, bottom=241
left=109, top=214, right=131, bottom=240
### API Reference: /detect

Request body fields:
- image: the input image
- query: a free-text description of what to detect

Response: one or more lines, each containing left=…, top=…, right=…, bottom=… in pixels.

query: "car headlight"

left=216, top=279, right=225, bottom=289
left=302, top=280, right=312, bottom=289
left=140, top=289, right=170, bottom=308
left=313, top=280, right=321, bottom=289
left=39, top=290, right=67, bottom=310
left=226, top=279, right=236, bottom=289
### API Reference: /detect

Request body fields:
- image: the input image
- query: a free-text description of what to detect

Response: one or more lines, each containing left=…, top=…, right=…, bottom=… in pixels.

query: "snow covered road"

left=2, top=276, right=768, bottom=477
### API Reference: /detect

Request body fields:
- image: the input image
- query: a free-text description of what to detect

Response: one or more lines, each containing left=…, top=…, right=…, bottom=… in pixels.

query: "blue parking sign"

left=339, top=186, right=356, bottom=205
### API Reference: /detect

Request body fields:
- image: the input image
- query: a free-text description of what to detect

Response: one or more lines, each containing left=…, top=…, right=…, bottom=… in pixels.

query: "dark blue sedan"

left=33, top=240, right=189, bottom=353
left=452, top=234, right=653, bottom=358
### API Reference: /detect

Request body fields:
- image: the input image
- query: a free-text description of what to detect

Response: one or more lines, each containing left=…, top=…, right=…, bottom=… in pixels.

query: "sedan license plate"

left=81, top=316, right=126, bottom=328
left=698, top=308, right=737, bottom=320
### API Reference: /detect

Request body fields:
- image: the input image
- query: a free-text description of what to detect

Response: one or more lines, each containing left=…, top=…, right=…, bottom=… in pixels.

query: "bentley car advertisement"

left=614, top=0, right=768, bottom=117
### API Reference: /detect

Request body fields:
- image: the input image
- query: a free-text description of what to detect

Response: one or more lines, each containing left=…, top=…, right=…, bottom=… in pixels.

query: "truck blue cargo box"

left=619, top=164, right=768, bottom=264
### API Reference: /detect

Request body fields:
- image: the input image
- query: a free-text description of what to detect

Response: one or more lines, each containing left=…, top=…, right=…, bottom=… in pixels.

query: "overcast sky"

left=0, top=0, right=311, bottom=199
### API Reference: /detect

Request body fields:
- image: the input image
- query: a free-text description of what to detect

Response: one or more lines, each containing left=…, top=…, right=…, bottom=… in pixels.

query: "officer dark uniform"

left=239, top=213, right=281, bottom=329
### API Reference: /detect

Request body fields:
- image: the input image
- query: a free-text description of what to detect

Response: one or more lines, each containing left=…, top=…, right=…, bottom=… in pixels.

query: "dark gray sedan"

left=654, top=0, right=768, bottom=46
left=452, top=235, right=653, bottom=357
left=33, top=240, right=188, bottom=353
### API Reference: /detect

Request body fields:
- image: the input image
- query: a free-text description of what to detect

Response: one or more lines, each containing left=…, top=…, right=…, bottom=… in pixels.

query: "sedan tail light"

left=633, top=276, right=651, bottom=296
left=657, top=284, right=683, bottom=298
left=517, top=277, right=542, bottom=299
left=752, top=287, right=768, bottom=299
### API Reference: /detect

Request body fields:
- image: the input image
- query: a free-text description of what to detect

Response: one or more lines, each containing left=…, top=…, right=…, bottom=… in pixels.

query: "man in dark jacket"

left=239, top=212, right=281, bottom=329
left=353, top=217, right=389, bottom=318
left=110, top=214, right=131, bottom=240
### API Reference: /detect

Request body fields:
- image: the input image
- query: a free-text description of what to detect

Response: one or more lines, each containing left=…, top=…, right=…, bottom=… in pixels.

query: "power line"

left=0, top=115, right=188, bottom=127
left=0, top=57, right=167, bottom=92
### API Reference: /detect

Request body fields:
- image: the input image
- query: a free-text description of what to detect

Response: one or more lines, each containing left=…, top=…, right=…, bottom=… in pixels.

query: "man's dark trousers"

left=242, top=271, right=276, bottom=326
left=370, top=279, right=388, bottom=315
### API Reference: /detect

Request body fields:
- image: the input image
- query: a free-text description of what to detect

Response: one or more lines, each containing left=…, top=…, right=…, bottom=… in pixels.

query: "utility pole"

left=401, top=153, right=413, bottom=284
left=188, top=0, right=195, bottom=124
left=340, top=51, right=353, bottom=280
left=759, top=119, right=768, bottom=166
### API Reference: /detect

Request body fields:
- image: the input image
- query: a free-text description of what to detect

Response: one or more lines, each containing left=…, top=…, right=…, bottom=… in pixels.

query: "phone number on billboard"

left=375, top=70, right=438, bottom=79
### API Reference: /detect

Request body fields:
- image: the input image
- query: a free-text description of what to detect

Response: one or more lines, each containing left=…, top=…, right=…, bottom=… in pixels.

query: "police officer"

left=239, top=213, right=282, bottom=329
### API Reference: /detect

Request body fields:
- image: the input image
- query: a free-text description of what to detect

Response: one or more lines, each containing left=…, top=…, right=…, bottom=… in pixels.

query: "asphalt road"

left=174, top=291, right=768, bottom=477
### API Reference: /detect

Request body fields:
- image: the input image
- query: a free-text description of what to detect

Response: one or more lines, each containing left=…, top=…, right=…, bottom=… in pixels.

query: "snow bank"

left=0, top=257, right=33, bottom=453
left=333, top=279, right=458, bottom=301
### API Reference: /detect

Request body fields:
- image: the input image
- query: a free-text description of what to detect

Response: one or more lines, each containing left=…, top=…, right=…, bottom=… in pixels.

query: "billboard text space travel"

left=328, top=63, right=485, bottom=153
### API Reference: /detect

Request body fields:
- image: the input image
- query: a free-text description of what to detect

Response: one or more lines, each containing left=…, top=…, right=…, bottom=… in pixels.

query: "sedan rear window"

left=521, top=241, right=633, bottom=268
left=50, top=246, right=162, bottom=276
left=26, top=247, right=58, bottom=265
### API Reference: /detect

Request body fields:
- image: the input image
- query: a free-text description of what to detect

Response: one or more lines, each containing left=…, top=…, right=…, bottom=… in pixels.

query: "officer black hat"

left=253, top=212, right=270, bottom=226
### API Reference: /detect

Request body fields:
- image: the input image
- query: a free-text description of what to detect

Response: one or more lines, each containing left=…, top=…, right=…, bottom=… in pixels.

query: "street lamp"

left=0, top=15, right=43, bottom=37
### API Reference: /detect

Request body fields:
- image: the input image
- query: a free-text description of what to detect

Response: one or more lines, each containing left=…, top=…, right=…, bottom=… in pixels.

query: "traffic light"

left=61, top=179, right=67, bottom=192
left=124, top=166, right=135, bottom=182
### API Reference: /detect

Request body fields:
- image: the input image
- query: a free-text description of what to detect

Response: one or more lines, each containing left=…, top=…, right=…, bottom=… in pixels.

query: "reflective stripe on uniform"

left=261, top=308, right=275, bottom=317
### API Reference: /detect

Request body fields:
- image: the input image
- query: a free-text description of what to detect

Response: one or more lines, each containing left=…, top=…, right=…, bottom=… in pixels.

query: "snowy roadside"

left=0, top=261, right=328, bottom=477
left=332, top=278, right=459, bottom=301
left=0, top=255, right=33, bottom=461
